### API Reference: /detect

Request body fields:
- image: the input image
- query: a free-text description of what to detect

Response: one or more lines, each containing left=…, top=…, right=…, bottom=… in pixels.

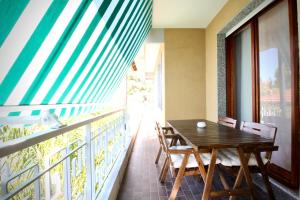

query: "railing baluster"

left=1, top=160, right=9, bottom=196
left=91, top=133, right=96, bottom=196
left=105, top=126, right=109, bottom=176
left=85, top=124, right=93, bottom=200
left=44, top=156, right=51, bottom=200
left=122, top=115, right=126, bottom=149
left=101, top=131, right=105, bottom=187
left=112, top=123, right=116, bottom=163
left=33, top=165, right=40, bottom=199
left=65, top=148, right=71, bottom=200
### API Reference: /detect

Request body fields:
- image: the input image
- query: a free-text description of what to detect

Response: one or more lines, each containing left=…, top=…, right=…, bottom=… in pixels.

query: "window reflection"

left=258, top=0, right=291, bottom=171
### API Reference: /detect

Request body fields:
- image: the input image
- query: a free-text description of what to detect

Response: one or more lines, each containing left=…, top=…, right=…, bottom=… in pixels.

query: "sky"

left=259, top=48, right=278, bottom=82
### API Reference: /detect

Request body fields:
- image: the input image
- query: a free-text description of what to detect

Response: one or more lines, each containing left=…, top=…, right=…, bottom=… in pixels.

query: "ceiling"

left=152, top=0, right=228, bottom=28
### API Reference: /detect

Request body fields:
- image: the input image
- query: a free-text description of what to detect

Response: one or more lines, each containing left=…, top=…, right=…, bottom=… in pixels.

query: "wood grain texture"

left=168, top=119, right=274, bottom=149
left=218, top=116, right=237, bottom=128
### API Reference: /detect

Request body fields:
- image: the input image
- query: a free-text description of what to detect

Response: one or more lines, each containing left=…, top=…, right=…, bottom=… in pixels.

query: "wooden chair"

left=218, top=121, right=278, bottom=199
left=155, top=122, right=174, bottom=164
left=154, top=122, right=183, bottom=164
left=218, top=116, right=237, bottom=128
left=156, top=123, right=220, bottom=199
left=216, top=116, right=237, bottom=190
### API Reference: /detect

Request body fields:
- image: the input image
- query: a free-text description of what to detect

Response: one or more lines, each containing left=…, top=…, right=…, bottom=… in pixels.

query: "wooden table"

left=167, top=119, right=275, bottom=200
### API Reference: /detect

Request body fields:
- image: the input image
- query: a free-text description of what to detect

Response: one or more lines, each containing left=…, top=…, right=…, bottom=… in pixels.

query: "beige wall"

left=205, top=0, right=250, bottom=122
left=164, top=29, right=206, bottom=120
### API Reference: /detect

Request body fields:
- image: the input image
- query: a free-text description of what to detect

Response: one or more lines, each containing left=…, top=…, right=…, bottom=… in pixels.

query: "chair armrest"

left=166, top=134, right=188, bottom=146
left=165, top=134, right=182, bottom=146
left=165, top=134, right=181, bottom=139
left=162, top=127, right=175, bottom=134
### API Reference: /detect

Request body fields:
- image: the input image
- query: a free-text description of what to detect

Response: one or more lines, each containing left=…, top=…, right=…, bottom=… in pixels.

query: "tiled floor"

left=117, top=117, right=228, bottom=200
left=117, top=116, right=297, bottom=200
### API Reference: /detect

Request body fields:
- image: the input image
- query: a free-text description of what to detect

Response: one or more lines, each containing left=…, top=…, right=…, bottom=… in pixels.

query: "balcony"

left=1, top=108, right=299, bottom=199
left=1, top=0, right=300, bottom=199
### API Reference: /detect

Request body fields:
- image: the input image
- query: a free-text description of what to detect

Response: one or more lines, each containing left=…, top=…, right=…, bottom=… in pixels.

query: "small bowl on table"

left=197, top=121, right=206, bottom=128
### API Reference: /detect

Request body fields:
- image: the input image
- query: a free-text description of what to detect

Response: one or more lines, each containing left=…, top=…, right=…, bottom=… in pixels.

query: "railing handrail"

left=0, top=108, right=125, bottom=158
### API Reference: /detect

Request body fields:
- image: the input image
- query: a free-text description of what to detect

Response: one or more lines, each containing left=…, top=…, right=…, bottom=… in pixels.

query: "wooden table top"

left=167, top=119, right=274, bottom=149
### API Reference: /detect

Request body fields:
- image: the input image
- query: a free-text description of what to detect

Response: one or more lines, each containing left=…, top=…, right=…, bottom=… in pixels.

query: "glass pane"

left=234, top=26, right=252, bottom=122
left=258, top=0, right=291, bottom=171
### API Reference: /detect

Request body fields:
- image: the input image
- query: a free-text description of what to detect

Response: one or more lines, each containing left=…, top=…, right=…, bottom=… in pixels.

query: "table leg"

left=169, top=154, right=189, bottom=200
left=217, top=165, right=229, bottom=190
left=202, top=148, right=218, bottom=200
left=254, top=152, right=275, bottom=200
left=237, top=147, right=256, bottom=200
left=193, top=149, right=207, bottom=182
left=155, top=146, right=162, bottom=164
left=229, top=153, right=251, bottom=200
left=159, top=157, right=168, bottom=181
left=160, top=157, right=170, bottom=183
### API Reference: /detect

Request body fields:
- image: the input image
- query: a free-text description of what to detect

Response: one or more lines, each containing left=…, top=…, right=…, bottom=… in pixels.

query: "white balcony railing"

left=0, top=108, right=130, bottom=200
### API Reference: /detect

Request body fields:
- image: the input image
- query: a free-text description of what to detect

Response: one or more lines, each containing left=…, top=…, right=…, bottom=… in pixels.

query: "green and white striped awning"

left=0, top=0, right=152, bottom=120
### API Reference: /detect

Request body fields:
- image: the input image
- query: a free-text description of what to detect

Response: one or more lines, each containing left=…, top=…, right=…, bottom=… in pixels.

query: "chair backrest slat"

left=155, top=122, right=169, bottom=153
left=240, top=121, right=277, bottom=142
left=218, top=117, right=237, bottom=128
left=240, top=121, right=277, bottom=160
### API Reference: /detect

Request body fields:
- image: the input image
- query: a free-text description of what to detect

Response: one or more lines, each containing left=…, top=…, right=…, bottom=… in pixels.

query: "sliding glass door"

left=258, top=0, right=292, bottom=171
left=226, top=0, right=299, bottom=186
left=234, top=26, right=253, bottom=122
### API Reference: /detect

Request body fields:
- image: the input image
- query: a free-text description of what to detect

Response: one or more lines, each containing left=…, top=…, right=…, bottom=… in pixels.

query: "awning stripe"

left=49, top=1, right=118, bottom=104
left=87, top=3, right=152, bottom=103
left=80, top=1, right=151, bottom=103
left=0, top=1, right=70, bottom=105
left=0, top=0, right=152, bottom=120
left=81, top=1, right=152, bottom=107
left=0, top=103, right=102, bottom=117
left=70, top=0, right=135, bottom=103
left=98, top=23, right=152, bottom=103
left=43, top=0, right=132, bottom=105
left=0, top=0, right=50, bottom=81
left=20, top=0, right=93, bottom=105
left=76, top=0, right=142, bottom=103
left=0, top=0, right=29, bottom=46
left=106, top=21, right=152, bottom=98
left=82, top=16, right=152, bottom=114
left=5, top=1, right=83, bottom=106
left=100, top=21, right=152, bottom=103
left=95, top=11, right=152, bottom=103
left=57, top=0, right=141, bottom=104
left=42, top=6, right=103, bottom=104
left=101, top=34, right=150, bottom=103
left=40, top=0, right=121, bottom=105
left=98, top=16, right=152, bottom=102
left=31, top=2, right=100, bottom=104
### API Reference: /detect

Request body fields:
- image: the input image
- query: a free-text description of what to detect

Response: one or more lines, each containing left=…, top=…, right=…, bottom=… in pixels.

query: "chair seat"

left=169, top=146, right=220, bottom=168
left=169, top=145, right=192, bottom=150
left=218, top=148, right=269, bottom=167
left=166, top=138, right=172, bottom=144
